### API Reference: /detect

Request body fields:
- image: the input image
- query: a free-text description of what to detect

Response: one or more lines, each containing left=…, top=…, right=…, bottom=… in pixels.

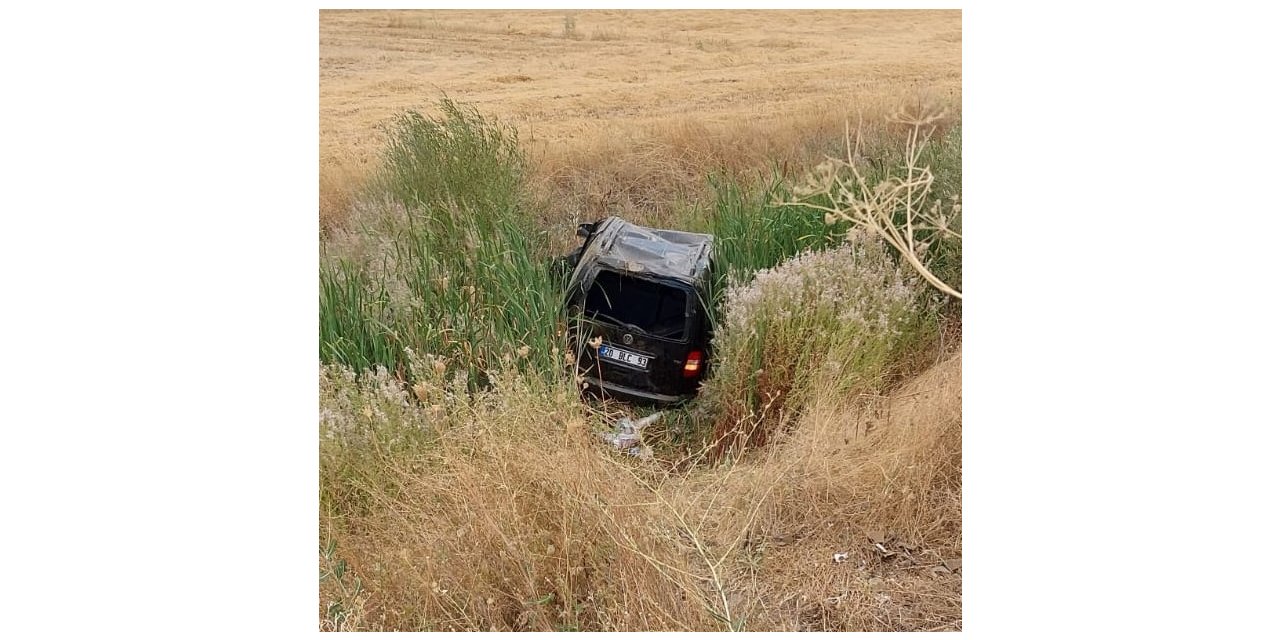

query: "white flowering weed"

left=702, top=236, right=929, bottom=455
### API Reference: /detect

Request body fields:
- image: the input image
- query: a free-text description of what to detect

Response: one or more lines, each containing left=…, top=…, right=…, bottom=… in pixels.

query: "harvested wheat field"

left=320, top=9, right=960, bottom=230
left=320, top=9, right=961, bottom=632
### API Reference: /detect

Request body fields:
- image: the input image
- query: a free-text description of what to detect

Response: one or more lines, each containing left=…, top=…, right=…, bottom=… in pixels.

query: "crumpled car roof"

left=577, top=217, right=714, bottom=286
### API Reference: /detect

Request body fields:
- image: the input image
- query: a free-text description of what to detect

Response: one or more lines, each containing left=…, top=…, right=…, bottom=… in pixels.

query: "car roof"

left=576, top=216, right=715, bottom=287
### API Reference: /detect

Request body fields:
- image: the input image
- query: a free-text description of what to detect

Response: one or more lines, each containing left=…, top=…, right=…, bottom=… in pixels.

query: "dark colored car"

left=561, top=217, right=716, bottom=405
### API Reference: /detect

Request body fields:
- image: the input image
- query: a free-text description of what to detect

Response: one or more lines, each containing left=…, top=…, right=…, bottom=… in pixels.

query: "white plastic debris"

left=602, top=411, right=664, bottom=456
left=833, top=552, right=850, bottom=564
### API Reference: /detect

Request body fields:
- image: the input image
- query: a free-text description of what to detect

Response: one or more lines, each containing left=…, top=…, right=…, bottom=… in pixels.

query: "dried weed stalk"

left=782, top=106, right=962, bottom=300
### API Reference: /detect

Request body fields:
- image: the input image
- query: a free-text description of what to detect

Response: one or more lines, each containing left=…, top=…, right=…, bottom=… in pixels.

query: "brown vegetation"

left=320, top=352, right=960, bottom=631
left=320, top=9, right=961, bottom=231
left=319, top=9, right=962, bottom=631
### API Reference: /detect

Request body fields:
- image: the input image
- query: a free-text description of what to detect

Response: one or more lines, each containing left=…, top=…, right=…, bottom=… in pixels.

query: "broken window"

left=582, top=270, right=689, bottom=340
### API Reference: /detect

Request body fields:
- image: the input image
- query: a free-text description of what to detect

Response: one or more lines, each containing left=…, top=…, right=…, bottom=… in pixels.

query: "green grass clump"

left=673, top=175, right=849, bottom=324
left=916, top=124, right=962, bottom=293
left=376, top=97, right=525, bottom=214
left=320, top=99, right=566, bottom=386
left=318, top=259, right=402, bottom=373
left=705, top=175, right=837, bottom=286
left=698, top=237, right=931, bottom=458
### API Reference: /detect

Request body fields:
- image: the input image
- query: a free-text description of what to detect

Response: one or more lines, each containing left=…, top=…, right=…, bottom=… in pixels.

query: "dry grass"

left=319, top=153, right=369, bottom=233
left=320, top=350, right=960, bottom=631
left=673, top=350, right=963, bottom=630
left=525, top=95, right=954, bottom=232
left=318, top=10, right=962, bottom=631
left=319, top=9, right=961, bottom=230
left=320, top=366, right=723, bottom=631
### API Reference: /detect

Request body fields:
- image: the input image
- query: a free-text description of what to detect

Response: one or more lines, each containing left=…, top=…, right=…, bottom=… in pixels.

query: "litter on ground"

left=600, top=411, right=663, bottom=457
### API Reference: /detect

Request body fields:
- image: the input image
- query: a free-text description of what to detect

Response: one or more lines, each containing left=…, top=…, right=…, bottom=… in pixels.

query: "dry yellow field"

left=319, top=9, right=961, bottom=228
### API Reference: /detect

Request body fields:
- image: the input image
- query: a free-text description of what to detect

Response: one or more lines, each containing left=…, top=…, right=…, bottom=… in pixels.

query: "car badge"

left=622, top=334, right=634, bottom=345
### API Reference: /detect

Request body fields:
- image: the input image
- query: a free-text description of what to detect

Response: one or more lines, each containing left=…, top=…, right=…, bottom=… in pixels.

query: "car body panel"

left=563, top=217, right=716, bottom=405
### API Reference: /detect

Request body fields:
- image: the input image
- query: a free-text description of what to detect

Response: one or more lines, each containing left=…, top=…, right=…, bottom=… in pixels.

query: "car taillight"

left=682, top=350, right=703, bottom=378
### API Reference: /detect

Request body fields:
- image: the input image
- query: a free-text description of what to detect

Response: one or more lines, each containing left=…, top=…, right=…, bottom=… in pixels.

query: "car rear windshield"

left=583, top=270, right=689, bottom=341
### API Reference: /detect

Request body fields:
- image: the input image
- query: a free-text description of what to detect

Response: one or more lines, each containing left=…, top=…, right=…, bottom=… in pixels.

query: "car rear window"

left=583, top=270, right=689, bottom=340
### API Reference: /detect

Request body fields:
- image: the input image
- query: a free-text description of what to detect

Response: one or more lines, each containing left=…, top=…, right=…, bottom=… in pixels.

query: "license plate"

left=599, top=344, right=650, bottom=369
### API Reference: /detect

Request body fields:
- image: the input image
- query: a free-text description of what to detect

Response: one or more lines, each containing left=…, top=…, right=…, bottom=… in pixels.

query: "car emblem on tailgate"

left=622, top=334, right=634, bottom=345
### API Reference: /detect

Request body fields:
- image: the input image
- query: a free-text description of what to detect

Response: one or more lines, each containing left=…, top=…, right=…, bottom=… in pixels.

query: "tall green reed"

left=320, top=99, right=566, bottom=386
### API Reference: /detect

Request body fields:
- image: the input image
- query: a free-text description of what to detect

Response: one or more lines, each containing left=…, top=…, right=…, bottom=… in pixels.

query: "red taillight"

left=682, top=350, right=704, bottom=378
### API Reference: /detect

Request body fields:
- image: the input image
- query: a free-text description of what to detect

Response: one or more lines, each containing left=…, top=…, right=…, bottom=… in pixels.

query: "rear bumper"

left=587, top=379, right=692, bottom=406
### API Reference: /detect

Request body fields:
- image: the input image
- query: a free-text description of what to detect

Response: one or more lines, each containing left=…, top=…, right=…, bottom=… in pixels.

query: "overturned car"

left=561, top=217, right=716, bottom=405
